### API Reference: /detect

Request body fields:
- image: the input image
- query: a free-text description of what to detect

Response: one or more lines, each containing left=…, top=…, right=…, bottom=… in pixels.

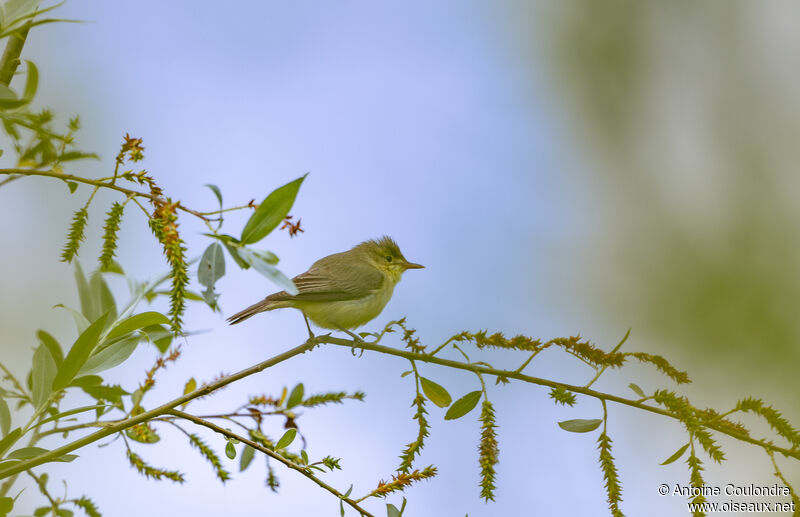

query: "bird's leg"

left=302, top=313, right=316, bottom=343
left=337, top=326, right=366, bottom=357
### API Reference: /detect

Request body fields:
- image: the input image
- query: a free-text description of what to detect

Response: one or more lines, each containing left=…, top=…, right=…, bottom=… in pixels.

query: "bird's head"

left=356, top=236, right=424, bottom=282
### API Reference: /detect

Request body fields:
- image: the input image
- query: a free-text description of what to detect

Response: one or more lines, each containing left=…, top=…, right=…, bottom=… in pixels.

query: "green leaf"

left=0, top=397, right=10, bottom=437
left=106, top=312, right=171, bottom=341
left=275, top=429, right=297, bottom=450
left=54, top=304, right=90, bottom=334
left=557, top=418, right=603, bottom=433
left=225, top=441, right=236, bottom=459
left=420, top=377, right=452, bottom=408
left=444, top=390, right=482, bottom=420
left=239, top=444, right=255, bottom=471
left=660, top=442, right=690, bottom=466
left=69, top=375, right=102, bottom=388
left=0, top=61, right=36, bottom=109
left=78, top=335, right=139, bottom=376
left=74, top=262, right=94, bottom=321
left=21, top=60, right=38, bottom=103
left=74, top=265, right=117, bottom=325
left=286, top=383, right=304, bottom=409
left=223, top=243, right=250, bottom=269
left=238, top=247, right=297, bottom=294
left=37, top=330, right=63, bottom=367
left=67, top=181, right=79, bottom=193
left=205, top=184, right=223, bottom=208
left=7, top=446, right=48, bottom=460
left=90, top=272, right=117, bottom=323
left=52, top=313, right=109, bottom=391
left=198, top=242, right=226, bottom=288
left=181, top=378, right=197, bottom=410
left=628, top=383, right=646, bottom=398
left=0, top=496, right=12, bottom=513
left=300, top=449, right=309, bottom=465
left=59, top=151, right=99, bottom=163
left=141, top=324, right=173, bottom=354
left=240, top=174, right=307, bottom=244
left=31, top=345, right=57, bottom=409
left=400, top=370, right=412, bottom=378
left=387, top=504, right=401, bottom=517
left=81, top=384, right=128, bottom=405
left=0, top=428, right=22, bottom=457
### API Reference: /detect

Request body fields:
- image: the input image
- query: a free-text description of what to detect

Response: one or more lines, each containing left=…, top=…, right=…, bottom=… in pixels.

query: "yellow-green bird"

left=227, top=236, right=423, bottom=336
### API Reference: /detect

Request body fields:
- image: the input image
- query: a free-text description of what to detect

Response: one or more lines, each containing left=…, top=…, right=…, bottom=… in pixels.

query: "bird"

left=227, top=236, right=423, bottom=338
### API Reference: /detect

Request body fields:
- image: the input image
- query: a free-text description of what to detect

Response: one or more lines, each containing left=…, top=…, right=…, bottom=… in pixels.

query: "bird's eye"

left=385, top=255, right=393, bottom=262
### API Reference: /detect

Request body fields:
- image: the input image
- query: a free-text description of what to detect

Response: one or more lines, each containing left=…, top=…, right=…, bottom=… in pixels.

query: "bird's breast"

left=300, top=284, right=396, bottom=330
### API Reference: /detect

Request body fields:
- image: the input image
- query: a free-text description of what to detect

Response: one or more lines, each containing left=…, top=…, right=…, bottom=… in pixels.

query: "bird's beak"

left=403, top=261, right=424, bottom=270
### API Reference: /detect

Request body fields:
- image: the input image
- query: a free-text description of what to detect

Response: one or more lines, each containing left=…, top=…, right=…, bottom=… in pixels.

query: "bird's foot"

left=338, top=327, right=367, bottom=357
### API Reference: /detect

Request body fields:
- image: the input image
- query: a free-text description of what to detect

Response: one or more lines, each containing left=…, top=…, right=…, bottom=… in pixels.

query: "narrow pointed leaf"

left=198, top=242, right=225, bottom=287
left=557, top=419, right=603, bottom=433
left=286, top=383, right=304, bottom=409
left=54, top=304, right=90, bottom=334
left=420, top=377, right=452, bottom=408
left=78, top=335, right=140, bottom=376
left=628, top=383, right=646, bottom=398
left=275, top=429, right=297, bottom=450
left=0, top=398, right=10, bottom=436
left=660, top=442, right=690, bottom=466
left=37, top=330, right=63, bottom=367
left=444, top=390, right=482, bottom=420
left=239, top=445, right=255, bottom=471
left=0, top=428, right=22, bottom=457
left=238, top=247, right=297, bottom=294
left=205, top=184, right=223, bottom=207
left=52, top=313, right=109, bottom=391
left=31, top=345, right=57, bottom=409
left=106, top=312, right=171, bottom=341
left=240, top=174, right=307, bottom=244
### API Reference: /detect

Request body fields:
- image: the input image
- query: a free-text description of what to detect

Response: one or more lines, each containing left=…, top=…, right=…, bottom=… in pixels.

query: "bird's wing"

left=268, top=256, right=384, bottom=303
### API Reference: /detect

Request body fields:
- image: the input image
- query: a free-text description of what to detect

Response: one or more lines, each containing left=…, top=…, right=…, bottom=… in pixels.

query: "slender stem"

left=0, top=168, right=208, bottom=220
left=513, top=346, right=550, bottom=374
left=27, top=470, right=58, bottom=508
left=316, top=335, right=800, bottom=461
left=169, top=410, right=374, bottom=517
left=0, top=361, right=31, bottom=405
left=767, top=449, right=800, bottom=506
left=0, top=340, right=318, bottom=479
left=585, top=329, right=631, bottom=389
left=194, top=204, right=255, bottom=216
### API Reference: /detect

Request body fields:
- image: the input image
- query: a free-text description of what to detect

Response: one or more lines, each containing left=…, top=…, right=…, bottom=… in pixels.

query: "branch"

left=0, top=168, right=209, bottom=221
left=0, top=339, right=318, bottom=479
left=0, top=21, right=30, bottom=86
left=317, top=335, right=800, bottom=461
left=169, top=409, right=374, bottom=517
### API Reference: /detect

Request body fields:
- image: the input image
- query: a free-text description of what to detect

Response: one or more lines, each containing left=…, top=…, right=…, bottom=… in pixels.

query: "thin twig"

left=317, top=335, right=800, bottom=461
left=169, top=409, right=375, bottom=517
left=0, top=339, right=318, bottom=479
left=0, top=168, right=209, bottom=220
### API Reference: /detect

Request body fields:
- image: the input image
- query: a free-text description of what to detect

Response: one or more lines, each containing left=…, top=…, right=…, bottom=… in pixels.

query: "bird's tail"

left=226, top=298, right=281, bottom=325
